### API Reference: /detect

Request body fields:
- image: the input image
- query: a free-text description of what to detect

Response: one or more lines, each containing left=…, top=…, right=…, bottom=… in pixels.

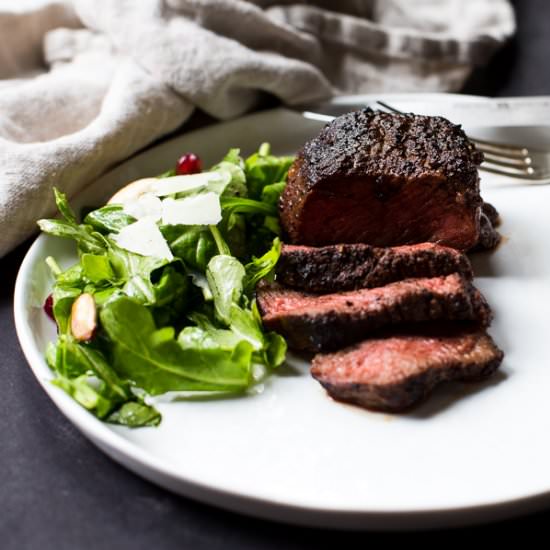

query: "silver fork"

left=300, top=101, right=550, bottom=183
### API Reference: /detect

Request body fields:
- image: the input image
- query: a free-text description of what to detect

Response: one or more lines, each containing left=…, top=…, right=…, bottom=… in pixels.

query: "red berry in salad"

left=176, top=152, right=202, bottom=175
left=44, top=294, right=54, bottom=321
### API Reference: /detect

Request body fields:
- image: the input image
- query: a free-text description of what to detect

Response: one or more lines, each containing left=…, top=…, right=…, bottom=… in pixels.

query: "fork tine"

left=480, top=163, right=550, bottom=180
left=469, top=137, right=529, bottom=156
left=481, top=152, right=534, bottom=170
left=474, top=144, right=529, bottom=161
left=375, top=100, right=403, bottom=114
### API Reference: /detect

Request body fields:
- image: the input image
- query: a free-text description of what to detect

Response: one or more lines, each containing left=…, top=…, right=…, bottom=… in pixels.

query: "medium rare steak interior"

left=277, top=242, right=473, bottom=293
left=257, top=274, right=491, bottom=352
left=311, top=329, right=504, bottom=412
left=279, top=109, right=484, bottom=250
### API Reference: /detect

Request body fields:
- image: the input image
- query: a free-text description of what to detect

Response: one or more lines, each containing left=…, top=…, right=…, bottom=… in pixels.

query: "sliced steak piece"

left=279, top=109, right=484, bottom=251
left=310, top=329, right=503, bottom=412
left=257, top=274, right=492, bottom=352
left=277, top=242, right=473, bottom=293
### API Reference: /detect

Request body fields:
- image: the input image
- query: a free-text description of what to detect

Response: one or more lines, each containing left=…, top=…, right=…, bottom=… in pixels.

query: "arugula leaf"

left=178, top=325, right=241, bottom=351
left=54, top=187, right=78, bottom=224
left=158, top=168, right=176, bottom=178
left=206, top=255, right=245, bottom=324
left=37, top=219, right=106, bottom=255
left=54, top=375, right=114, bottom=418
left=106, top=401, right=162, bottom=427
left=244, top=143, right=294, bottom=200
left=81, top=253, right=115, bottom=284
left=212, top=164, right=247, bottom=197
left=38, top=189, right=108, bottom=254
left=52, top=287, right=81, bottom=333
left=220, top=196, right=277, bottom=218
left=107, top=241, right=169, bottom=281
left=210, top=148, right=248, bottom=198
left=229, top=304, right=264, bottom=351
left=243, top=238, right=281, bottom=296
left=84, top=205, right=136, bottom=234
left=56, top=263, right=85, bottom=288
left=220, top=148, right=242, bottom=166
left=162, top=226, right=217, bottom=271
left=49, top=335, right=161, bottom=426
left=264, top=331, right=287, bottom=368
left=50, top=336, right=130, bottom=400
left=153, top=266, right=189, bottom=307
left=260, top=182, right=286, bottom=207
left=100, top=296, right=253, bottom=393
left=107, top=242, right=171, bottom=305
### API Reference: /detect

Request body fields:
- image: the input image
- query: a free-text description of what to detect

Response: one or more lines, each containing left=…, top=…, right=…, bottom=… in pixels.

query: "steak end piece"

left=257, top=274, right=492, bottom=352
left=482, top=201, right=500, bottom=227
left=471, top=210, right=501, bottom=252
left=311, top=329, right=504, bottom=412
left=279, top=109, right=484, bottom=251
left=276, top=242, right=473, bottom=293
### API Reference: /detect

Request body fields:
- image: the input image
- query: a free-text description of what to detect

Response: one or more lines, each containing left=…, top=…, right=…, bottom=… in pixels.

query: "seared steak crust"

left=482, top=201, right=500, bottom=227
left=277, top=242, right=473, bottom=293
left=311, top=329, right=504, bottom=411
left=280, top=109, right=484, bottom=250
left=474, top=211, right=502, bottom=251
left=468, top=201, right=501, bottom=252
left=257, top=274, right=492, bottom=352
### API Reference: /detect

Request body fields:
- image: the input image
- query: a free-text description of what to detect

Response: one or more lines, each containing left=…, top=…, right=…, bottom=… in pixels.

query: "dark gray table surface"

left=2, top=1, right=549, bottom=548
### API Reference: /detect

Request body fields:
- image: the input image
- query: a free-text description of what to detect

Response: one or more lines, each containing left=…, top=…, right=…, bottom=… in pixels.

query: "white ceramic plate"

left=14, top=94, right=550, bottom=530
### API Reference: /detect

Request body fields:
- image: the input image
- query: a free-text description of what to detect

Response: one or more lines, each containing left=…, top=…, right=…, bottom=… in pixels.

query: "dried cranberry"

left=176, top=152, right=202, bottom=175
left=44, top=294, right=55, bottom=321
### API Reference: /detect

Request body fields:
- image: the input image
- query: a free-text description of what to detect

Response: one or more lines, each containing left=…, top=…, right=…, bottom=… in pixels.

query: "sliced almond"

left=71, top=293, right=97, bottom=342
left=107, top=178, right=157, bottom=205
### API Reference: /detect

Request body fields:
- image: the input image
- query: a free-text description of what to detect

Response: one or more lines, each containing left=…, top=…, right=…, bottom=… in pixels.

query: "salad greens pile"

left=38, top=143, right=294, bottom=427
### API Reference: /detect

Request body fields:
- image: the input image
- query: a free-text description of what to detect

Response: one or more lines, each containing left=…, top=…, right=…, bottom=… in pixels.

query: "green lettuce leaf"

left=244, top=143, right=293, bottom=200
left=84, top=205, right=136, bottom=234
left=100, top=296, right=253, bottom=393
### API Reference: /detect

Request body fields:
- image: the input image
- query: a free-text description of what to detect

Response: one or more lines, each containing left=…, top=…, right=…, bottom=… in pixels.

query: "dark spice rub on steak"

left=257, top=274, right=492, bottom=352
left=277, top=242, right=473, bottom=293
left=280, top=109, right=484, bottom=250
left=472, top=206, right=501, bottom=252
left=482, top=201, right=500, bottom=227
left=310, top=329, right=504, bottom=412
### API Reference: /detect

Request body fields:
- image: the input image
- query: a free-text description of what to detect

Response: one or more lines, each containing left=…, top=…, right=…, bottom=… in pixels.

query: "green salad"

left=38, top=143, right=294, bottom=427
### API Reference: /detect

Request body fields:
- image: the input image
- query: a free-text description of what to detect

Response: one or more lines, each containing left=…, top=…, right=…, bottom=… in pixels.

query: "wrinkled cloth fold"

left=0, top=0, right=515, bottom=256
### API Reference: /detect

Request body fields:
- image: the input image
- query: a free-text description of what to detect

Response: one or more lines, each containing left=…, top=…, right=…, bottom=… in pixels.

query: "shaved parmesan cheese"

left=123, top=193, right=162, bottom=221
left=151, top=171, right=230, bottom=197
left=161, top=192, right=222, bottom=226
left=113, top=217, right=173, bottom=260
left=107, top=170, right=230, bottom=205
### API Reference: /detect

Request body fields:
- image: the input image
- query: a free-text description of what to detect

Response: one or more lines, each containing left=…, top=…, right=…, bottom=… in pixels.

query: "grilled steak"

left=474, top=210, right=501, bottom=251
left=276, top=242, right=473, bottom=293
left=482, top=201, right=500, bottom=227
left=279, top=109, right=484, bottom=250
left=257, top=274, right=491, bottom=352
left=469, top=201, right=501, bottom=251
left=310, top=329, right=504, bottom=411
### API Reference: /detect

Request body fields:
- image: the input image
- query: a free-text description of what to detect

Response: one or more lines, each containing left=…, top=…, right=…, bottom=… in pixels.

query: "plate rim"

left=14, top=93, right=550, bottom=529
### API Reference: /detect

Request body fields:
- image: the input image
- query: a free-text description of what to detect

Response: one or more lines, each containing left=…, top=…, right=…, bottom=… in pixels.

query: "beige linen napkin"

left=0, top=0, right=515, bottom=256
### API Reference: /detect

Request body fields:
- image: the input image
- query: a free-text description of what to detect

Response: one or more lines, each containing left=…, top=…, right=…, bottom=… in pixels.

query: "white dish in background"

left=14, top=94, right=550, bottom=530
